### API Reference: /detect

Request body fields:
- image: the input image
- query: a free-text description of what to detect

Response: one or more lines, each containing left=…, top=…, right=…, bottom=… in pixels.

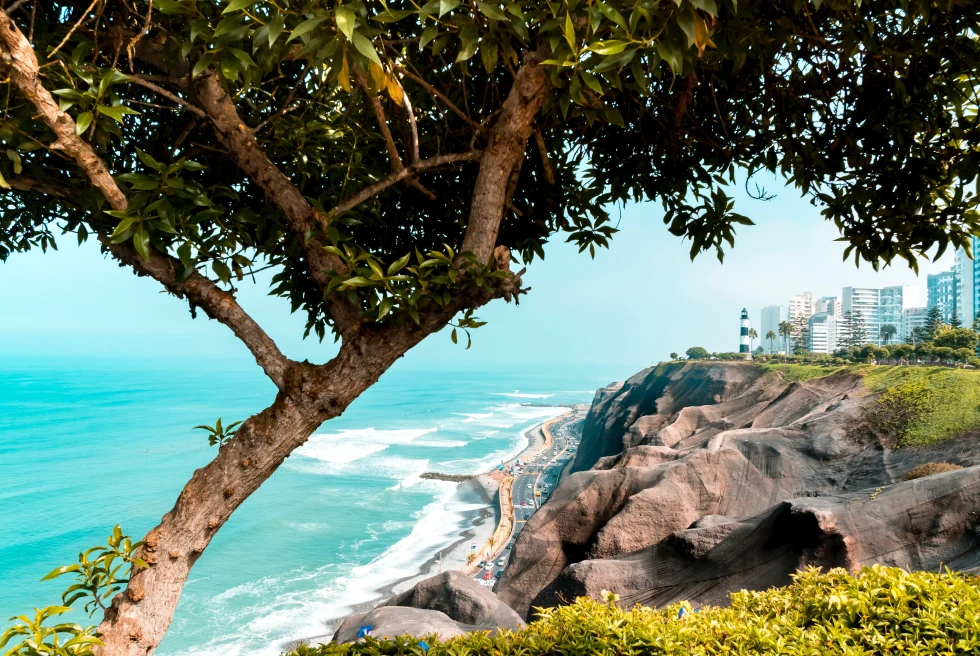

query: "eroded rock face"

left=382, top=571, right=524, bottom=631
left=541, top=465, right=980, bottom=610
left=497, top=364, right=980, bottom=619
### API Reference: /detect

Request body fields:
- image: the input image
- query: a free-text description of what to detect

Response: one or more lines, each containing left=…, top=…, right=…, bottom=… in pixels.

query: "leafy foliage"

left=40, top=526, right=147, bottom=616
left=0, top=607, right=101, bottom=656
left=0, top=527, right=145, bottom=656
left=292, top=566, right=980, bottom=656
left=194, top=417, right=242, bottom=447
left=3, top=0, right=980, bottom=343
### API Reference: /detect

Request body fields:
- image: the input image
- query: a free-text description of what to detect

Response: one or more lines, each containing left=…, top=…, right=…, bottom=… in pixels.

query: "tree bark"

left=461, top=53, right=551, bottom=263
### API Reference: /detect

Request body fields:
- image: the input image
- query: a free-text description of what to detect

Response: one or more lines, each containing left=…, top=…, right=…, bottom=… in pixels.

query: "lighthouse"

left=739, top=308, right=752, bottom=358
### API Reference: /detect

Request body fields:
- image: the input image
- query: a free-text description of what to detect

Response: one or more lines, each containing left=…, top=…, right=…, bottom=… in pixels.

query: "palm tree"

left=466, top=552, right=476, bottom=566
left=765, top=330, right=777, bottom=354
left=748, top=327, right=758, bottom=352
left=778, top=321, right=794, bottom=355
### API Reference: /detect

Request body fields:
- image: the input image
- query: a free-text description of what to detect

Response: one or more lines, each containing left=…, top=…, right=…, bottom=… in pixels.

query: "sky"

left=0, top=174, right=955, bottom=368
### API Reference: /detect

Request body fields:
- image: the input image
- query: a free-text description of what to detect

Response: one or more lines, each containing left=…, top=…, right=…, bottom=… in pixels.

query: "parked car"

left=484, top=562, right=493, bottom=570
left=496, top=559, right=505, bottom=566
left=495, top=571, right=503, bottom=578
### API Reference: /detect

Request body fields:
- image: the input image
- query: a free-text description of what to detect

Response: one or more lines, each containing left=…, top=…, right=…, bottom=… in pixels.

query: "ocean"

left=0, top=356, right=630, bottom=655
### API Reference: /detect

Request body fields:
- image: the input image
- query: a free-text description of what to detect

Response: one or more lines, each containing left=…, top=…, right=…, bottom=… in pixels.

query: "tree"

left=747, top=327, right=758, bottom=351
left=848, top=312, right=869, bottom=348
left=3, top=0, right=980, bottom=653
left=951, top=308, right=963, bottom=328
left=925, top=306, right=945, bottom=341
left=686, top=347, right=711, bottom=361
left=765, top=330, right=777, bottom=354
left=669, top=352, right=679, bottom=360
left=791, top=315, right=810, bottom=354
left=879, top=324, right=897, bottom=345
left=934, top=325, right=980, bottom=351
left=778, top=321, right=794, bottom=355
left=974, top=311, right=980, bottom=333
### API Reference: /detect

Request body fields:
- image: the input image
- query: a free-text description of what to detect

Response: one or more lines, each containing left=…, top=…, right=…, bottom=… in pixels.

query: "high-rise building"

left=808, top=313, right=838, bottom=354
left=739, top=308, right=751, bottom=357
left=880, top=285, right=921, bottom=344
left=842, top=286, right=881, bottom=346
left=788, top=292, right=815, bottom=323
left=815, top=296, right=841, bottom=317
left=760, top=305, right=786, bottom=354
left=956, top=239, right=980, bottom=326
left=903, top=307, right=928, bottom=342
left=927, top=265, right=958, bottom=324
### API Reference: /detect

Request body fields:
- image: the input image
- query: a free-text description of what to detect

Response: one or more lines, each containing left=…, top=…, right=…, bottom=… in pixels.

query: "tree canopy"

left=4, top=0, right=980, bottom=654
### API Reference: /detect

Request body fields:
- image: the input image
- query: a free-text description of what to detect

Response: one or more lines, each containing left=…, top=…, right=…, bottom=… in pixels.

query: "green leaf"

left=132, top=224, right=150, bottom=260
left=455, top=23, right=478, bottom=62
left=75, top=111, right=94, bottom=135
left=676, top=9, right=696, bottom=47
left=268, top=14, right=285, bottom=46
left=589, top=40, right=630, bottom=56
left=227, top=47, right=256, bottom=65
left=192, top=53, right=214, bottom=77
left=41, top=564, right=81, bottom=581
left=420, top=25, right=438, bottom=49
left=110, top=216, right=137, bottom=239
left=221, top=0, right=256, bottom=14
left=350, top=31, right=382, bottom=65
left=597, top=1, right=629, bottom=32
left=212, top=259, right=232, bottom=283
left=6, top=149, right=22, bottom=175
left=475, top=1, right=508, bottom=20
left=564, top=13, right=577, bottom=54
left=377, top=297, right=394, bottom=319
left=690, top=0, right=718, bottom=15
left=97, top=104, right=139, bottom=124
left=451, top=327, right=458, bottom=343
left=335, top=6, right=356, bottom=39
left=439, top=0, right=459, bottom=17
left=288, top=16, right=326, bottom=42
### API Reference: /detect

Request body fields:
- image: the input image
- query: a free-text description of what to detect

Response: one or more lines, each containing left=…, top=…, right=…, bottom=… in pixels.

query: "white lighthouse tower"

left=739, top=308, right=752, bottom=359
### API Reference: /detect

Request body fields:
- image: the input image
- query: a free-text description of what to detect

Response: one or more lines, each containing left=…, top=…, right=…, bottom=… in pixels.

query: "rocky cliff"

left=497, top=362, right=980, bottom=618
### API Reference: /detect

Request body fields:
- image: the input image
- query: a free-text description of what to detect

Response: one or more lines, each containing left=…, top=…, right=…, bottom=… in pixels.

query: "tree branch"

left=192, top=70, right=363, bottom=335
left=0, top=8, right=127, bottom=211
left=461, top=51, right=551, bottom=262
left=394, top=75, right=419, bottom=164
left=533, top=129, right=555, bottom=185
left=127, top=74, right=206, bottom=117
left=393, top=63, right=483, bottom=133
left=0, top=17, right=292, bottom=388
left=327, top=150, right=481, bottom=218
left=351, top=61, right=403, bottom=172
left=104, top=238, right=291, bottom=389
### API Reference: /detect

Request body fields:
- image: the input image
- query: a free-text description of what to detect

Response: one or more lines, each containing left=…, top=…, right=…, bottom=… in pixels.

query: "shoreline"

left=297, top=407, right=577, bottom=647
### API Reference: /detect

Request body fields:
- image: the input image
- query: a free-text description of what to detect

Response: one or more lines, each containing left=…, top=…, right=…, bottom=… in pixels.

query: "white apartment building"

left=760, top=305, right=786, bottom=353
left=879, top=285, right=921, bottom=343
left=808, top=312, right=838, bottom=354
left=815, top=296, right=841, bottom=317
left=903, top=307, right=928, bottom=342
left=788, top=292, right=815, bottom=322
left=842, top=286, right=881, bottom=345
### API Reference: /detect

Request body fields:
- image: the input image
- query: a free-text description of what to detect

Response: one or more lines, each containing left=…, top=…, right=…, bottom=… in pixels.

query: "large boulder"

left=331, top=606, right=475, bottom=644
left=382, top=571, right=524, bottom=630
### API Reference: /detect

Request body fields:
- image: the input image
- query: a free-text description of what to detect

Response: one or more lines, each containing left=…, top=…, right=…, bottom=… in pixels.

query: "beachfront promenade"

left=461, top=410, right=583, bottom=585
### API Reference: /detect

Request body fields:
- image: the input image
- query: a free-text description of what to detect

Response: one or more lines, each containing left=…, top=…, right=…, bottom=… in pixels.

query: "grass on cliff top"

left=762, top=364, right=980, bottom=447
left=295, top=566, right=980, bottom=656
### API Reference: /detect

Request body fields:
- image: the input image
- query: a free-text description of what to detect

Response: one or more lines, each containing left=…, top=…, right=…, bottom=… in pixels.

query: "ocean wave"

left=294, top=427, right=436, bottom=465
left=493, top=391, right=555, bottom=399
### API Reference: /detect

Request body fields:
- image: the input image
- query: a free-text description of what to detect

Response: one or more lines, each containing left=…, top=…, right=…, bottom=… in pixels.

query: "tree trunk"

left=96, top=388, right=325, bottom=656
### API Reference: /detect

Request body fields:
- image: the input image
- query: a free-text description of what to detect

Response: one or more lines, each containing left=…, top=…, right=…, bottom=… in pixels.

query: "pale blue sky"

left=0, top=177, right=955, bottom=367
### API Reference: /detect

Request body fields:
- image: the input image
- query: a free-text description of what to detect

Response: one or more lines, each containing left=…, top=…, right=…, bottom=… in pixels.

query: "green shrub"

left=295, top=566, right=980, bottom=656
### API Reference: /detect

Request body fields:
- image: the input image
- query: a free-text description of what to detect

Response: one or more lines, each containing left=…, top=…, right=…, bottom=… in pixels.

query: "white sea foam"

left=493, top=391, right=554, bottom=399
left=168, top=482, right=472, bottom=656
left=293, top=427, right=436, bottom=465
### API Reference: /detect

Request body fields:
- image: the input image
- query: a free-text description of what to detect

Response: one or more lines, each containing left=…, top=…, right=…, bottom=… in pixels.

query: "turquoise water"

left=0, top=357, right=627, bottom=655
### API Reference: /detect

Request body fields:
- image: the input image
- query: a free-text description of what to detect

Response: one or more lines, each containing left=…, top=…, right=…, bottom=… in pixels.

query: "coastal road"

left=472, top=411, right=584, bottom=587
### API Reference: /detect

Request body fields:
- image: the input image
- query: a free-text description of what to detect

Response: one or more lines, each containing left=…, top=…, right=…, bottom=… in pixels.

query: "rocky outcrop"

left=381, top=571, right=524, bottom=630
left=572, top=362, right=768, bottom=472
left=331, top=571, right=524, bottom=644
left=498, top=363, right=980, bottom=618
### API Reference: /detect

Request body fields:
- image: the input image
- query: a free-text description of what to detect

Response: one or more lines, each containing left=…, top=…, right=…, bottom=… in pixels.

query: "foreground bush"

left=297, top=566, right=980, bottom=655
left=904, top=462, right=964, bottom=481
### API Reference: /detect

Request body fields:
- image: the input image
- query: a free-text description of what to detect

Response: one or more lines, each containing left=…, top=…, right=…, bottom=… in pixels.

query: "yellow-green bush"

left=295, top=566, right=980, bottom=656
left=904, top=462, right=964, bottom=481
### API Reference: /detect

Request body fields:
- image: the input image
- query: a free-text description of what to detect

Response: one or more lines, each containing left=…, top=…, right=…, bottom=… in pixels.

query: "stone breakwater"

left=419, top=472, right=477, bottom=482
